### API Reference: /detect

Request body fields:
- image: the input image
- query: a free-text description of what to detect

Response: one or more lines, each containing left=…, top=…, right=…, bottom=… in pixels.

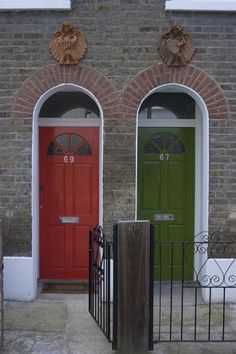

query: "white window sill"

left=166, top=0, right=236, bottom=12
left=0, top=0, right=71, bottom=10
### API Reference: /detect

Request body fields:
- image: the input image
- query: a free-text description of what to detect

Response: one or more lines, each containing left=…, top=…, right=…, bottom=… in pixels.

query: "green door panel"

left=137, top=128, right=195, bottom=280
left=141, top=162, right=161, bottom=210
left=167, top=162, right=186, bottom=209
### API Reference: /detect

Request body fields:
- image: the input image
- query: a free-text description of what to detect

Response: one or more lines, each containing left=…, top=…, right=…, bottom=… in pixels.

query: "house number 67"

left=159, top=153, right=169, bottom=161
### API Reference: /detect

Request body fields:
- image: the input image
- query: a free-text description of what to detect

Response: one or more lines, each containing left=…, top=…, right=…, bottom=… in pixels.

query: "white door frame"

left=136, top=83, right=209, bottom=273
left=32, top=83, right=104, bottom=286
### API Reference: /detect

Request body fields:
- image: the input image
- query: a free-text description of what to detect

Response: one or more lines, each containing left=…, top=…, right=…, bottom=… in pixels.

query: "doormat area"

left=42, top=282, right=89, bottom=294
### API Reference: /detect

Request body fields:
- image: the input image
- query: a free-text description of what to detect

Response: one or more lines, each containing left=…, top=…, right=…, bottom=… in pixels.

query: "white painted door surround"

left=4, top=84, right=103, bottom=300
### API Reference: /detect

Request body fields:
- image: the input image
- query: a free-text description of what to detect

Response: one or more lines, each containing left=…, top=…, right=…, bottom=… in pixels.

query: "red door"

left=39, top=127, right=99, bottom=280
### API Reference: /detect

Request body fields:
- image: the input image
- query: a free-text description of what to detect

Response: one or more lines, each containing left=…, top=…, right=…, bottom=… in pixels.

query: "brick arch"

left=12, top=64, right=119, bottom=119
left=121, top=64, right=230, bottom=120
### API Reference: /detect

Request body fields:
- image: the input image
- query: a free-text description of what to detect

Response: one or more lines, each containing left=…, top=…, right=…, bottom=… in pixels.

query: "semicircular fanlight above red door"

left=47, top=133, right=92, bottom=156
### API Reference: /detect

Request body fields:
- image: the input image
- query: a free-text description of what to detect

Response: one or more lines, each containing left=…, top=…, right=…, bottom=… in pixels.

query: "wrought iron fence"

left=89, top=226, right=114, bottom=345
left=153, top=231, right=236, bottom=343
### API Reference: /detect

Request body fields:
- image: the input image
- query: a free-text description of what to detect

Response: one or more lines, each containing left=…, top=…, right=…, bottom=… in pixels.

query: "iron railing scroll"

left=89, top=226, right=114, bottom=345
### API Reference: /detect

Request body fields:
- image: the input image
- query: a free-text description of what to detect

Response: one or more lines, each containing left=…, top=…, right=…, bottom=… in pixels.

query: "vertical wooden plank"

left=116, top=221, right=151, bottom=354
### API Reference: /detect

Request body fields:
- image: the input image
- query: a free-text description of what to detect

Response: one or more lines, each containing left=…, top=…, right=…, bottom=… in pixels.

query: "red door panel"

left=47, top=164, right=65, bottom=213
left=39, top=127, right=99, bottom=280
left=71, top=225, right=89, bottom=271
left=73, top=165, right=92, bottom=214
left=46, top=226, right=66, bottom=269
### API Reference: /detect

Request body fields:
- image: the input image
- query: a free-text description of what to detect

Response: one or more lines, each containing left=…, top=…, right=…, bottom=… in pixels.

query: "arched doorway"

left=136, top=84, right=209, bottom=279
left=35, top=84, right=103, bottom=281
left=9, top=64, right=118, bottom=299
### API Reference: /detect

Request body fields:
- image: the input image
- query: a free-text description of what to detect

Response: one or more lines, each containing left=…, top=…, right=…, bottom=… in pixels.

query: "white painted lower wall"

left=3, top=256, right=37, bottom=301
left=3, top=256, right=236, bottom=303
left=201, top=259, right=236, bottom=303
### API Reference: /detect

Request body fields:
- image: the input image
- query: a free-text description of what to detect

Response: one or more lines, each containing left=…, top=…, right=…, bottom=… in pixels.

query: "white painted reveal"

left=136, top=83, right=209, bottom=259
left=31, top=83, right=103, bottom=299
left=3, top=257, right=37, bottom=300
left=0, top=0, right=71, bottom=10
left=166, top=0, right=236, bottom=11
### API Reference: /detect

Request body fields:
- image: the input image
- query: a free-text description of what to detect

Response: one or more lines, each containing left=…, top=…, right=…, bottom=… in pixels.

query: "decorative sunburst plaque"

left=159, top=24, right=196, bottom=66
left=49, top=22, right=87, bottom=65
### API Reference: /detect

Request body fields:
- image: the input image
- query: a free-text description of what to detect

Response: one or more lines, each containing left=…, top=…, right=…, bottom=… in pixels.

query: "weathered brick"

left=1, top=0, right=236, bottom=254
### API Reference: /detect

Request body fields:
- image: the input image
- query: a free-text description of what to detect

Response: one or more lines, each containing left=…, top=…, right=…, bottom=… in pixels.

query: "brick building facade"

left=0, top=0, right=236, bottom=299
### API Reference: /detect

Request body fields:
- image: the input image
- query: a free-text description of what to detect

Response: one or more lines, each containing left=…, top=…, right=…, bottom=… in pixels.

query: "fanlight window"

left=39, top=91, right=100, bottom=119
left=47, top=133, right=92, bottom=156
left=138, top=92, right=195, bottom=120
left=143, top=133, right=185, bottom=155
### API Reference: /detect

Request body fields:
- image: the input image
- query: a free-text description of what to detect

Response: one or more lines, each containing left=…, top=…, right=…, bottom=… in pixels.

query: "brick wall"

left=0, top=1, right=236, bottom=255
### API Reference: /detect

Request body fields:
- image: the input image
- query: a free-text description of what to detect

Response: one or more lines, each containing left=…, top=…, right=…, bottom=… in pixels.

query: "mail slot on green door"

left=137, top=128, right=195, bottom=280
left=154, top=214, right=175, bottom=221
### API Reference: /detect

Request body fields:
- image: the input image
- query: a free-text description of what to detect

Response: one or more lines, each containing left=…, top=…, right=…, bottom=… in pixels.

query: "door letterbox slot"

left=59, top=216, right=80, bottom=224
left=154, top=214, right=175, bottom=221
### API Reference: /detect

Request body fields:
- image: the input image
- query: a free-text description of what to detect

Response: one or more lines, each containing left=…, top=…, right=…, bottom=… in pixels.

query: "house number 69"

left=64, top=155, right=75, bottom=163
left=159, top=153, right=169, bottom=161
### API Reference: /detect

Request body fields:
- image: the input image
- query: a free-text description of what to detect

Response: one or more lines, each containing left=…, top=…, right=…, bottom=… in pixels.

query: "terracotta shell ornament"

left=50, top=22, right=87, bottom=65
left=159, top=24, right=196, bottom=66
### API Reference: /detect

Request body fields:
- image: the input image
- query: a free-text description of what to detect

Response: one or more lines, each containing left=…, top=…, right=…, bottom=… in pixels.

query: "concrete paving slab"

left=154, top=342, right=236, bottom=354
left=2, top=293, right=116, bottom=354
left=4, top=330, right=69, bottom=354
left=2, top=290, right=236, bottom=353
left=4, top=300, right=67, bottom=332
left=153, top=282, right=236, bottom=346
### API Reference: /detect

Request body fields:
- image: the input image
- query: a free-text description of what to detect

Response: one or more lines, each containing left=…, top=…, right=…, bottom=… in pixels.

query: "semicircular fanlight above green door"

left=143, top=133, right=185, bottom=155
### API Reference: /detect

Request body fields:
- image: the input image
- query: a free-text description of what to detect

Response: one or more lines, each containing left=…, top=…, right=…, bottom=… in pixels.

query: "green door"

left=137, top=128, right=195, bottom=280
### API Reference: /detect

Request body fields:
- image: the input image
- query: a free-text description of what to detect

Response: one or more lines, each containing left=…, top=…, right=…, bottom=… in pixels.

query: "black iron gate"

left=89, top=227, right=236, bottom=348
left=153, top=231, right=236, bottom=343
left=89, top=226, right=115, bottom=346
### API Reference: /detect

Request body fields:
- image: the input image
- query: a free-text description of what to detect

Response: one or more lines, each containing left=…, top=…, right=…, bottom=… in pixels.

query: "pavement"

left=1, top=284, right=236, bottom=354
left=3, top=291, right=114, bottom=354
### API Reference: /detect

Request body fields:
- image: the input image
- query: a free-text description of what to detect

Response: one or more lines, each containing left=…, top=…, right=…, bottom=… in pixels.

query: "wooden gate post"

left=114, top=221, right=153, bottom=354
